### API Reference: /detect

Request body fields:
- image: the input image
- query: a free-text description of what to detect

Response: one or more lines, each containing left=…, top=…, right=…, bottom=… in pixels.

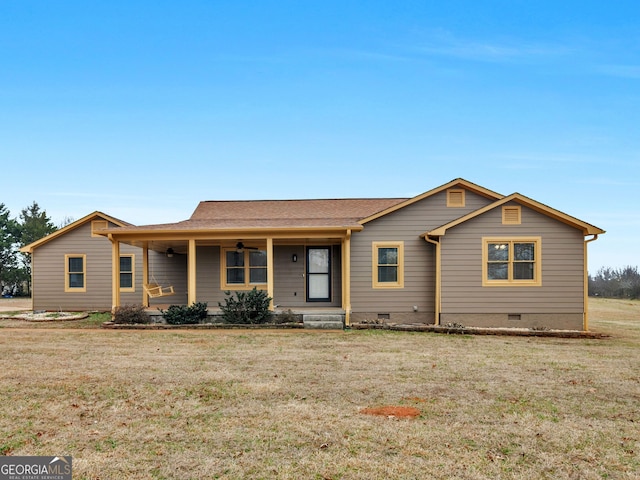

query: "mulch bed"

left=350, top=323, right=609, bottom=338
left=101, top=322, right=304, bottom=329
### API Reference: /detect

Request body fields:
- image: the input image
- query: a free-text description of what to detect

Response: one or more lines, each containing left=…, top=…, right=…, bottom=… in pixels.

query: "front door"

left=306, top=247, right=331, bottom=302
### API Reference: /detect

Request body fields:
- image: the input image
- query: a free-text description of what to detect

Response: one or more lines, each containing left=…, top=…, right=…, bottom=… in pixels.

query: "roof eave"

left=20, top=211, right=132, bottom=253
left=101, top=224, right=364, bottom=240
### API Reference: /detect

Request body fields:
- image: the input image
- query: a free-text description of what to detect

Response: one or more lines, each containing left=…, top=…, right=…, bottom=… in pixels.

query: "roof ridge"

left=198, top=197, right=409, bottom=203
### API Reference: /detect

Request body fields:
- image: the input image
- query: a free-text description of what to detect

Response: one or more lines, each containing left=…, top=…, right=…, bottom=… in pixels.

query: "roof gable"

left=424, top=193, right=605, bottom=237
left=359, top=178, right=503, bottom=225
left=20, top=211, right=132, bottom=253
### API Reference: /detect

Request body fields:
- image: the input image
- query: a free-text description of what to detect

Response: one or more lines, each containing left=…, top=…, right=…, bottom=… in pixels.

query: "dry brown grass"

left=0, top=298, right=638, bottom=479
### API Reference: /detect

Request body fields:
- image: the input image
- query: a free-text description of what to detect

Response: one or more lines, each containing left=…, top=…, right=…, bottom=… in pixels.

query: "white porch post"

left=267, top=237, right=274, bottom=311
left=188, top=239, right=197, bottom=306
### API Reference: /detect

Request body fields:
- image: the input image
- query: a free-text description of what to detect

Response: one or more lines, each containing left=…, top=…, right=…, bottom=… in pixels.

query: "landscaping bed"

left=350, top=322, right=609, bottom=338
left=0, top=311, right=88, bottom=322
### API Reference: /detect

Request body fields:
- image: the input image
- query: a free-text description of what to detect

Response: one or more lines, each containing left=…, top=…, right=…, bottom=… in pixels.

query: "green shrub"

left=113, top=304, right=151, bottom=324
left=218, top=288, right=272, bottom=324
left=160, top=302, right=208, bottom=325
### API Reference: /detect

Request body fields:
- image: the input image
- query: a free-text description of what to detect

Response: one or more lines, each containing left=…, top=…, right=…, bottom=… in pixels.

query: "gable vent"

left=91, top=219, right=109, bottom=237
left=502, top=206, right=521, bottom=225
left=447, top=189, right=465, bottom=207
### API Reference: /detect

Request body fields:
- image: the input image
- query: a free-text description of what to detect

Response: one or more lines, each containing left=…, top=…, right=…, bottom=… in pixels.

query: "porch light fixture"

left=166, top=248, right=174, bottom=258
left=292, top=254, right=297, bottom=262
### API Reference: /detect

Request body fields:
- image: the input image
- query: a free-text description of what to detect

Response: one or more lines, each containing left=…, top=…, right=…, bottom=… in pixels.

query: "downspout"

left=424, top=236, right=441, bottom=326
left=583, top=234, right=599, bottom=331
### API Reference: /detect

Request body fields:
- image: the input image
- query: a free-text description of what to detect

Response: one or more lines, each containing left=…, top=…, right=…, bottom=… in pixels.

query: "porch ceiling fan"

left=235, top=241, right=259, bottom=252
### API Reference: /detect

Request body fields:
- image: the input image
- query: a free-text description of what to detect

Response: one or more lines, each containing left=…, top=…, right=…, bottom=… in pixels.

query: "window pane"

left=514, top=243, right=535, bottom=261
left=226, top=251, right=244, bottom=267
left=68, top=257, right=83, bottom=273
left=378, top=266, right=398, bottom=283
left=487, top=263, right=508, bottom=280
left=120, top=273, right=133, bottom=288
left=308, top=274, right=329, bottom=298
left=226, top=268, right=244, bottom=284
left=514, top=262, right=534, bottom=280
left=69, top=273, right=84, bottom=288
left=250, top=267, right=267, bottom=284
left=249, top=250, right=267, bottom=267
left=308, top=249, right=329, bottom=274
left=378, top=247, right=398, bottom=265
left=488, top=243, right=509, bottom=261
left=120, top=256, right=132, bottom=272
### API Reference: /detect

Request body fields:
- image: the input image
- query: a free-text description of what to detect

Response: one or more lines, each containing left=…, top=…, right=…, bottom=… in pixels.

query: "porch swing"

left=143, top=253, right=175, bottom=298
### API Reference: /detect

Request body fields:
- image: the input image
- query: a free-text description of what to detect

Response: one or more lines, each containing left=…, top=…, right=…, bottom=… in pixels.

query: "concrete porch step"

left=303, top=314, right=344, bottom=330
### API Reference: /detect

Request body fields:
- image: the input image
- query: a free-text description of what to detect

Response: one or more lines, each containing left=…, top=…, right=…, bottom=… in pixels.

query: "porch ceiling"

left=124, top=236, right=348, bottom=255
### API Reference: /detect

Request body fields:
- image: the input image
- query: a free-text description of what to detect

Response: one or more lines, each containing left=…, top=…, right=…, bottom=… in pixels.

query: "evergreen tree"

left=0, top=203, right=20, bottom=294
left=18, top=202, right=57, bottom=291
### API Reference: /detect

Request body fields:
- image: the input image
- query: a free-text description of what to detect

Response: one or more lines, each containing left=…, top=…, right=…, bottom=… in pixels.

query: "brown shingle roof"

left=191, top=198, right=407, bottom=221
left=109, top=198, right=409, bottom=232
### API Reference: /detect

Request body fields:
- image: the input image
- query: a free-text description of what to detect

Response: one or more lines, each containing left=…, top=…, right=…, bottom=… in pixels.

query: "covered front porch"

left=106, top=229, right=356, bottom=325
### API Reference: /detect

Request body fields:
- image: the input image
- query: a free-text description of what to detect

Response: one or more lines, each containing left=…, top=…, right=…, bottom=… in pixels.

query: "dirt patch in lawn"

left=360, top=406, right=421, bottom=418
left=0, top=297, right=31, bottom=312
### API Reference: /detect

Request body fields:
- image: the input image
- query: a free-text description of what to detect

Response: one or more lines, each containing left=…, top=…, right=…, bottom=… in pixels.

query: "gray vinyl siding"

left=273, top=245, right=306, bottom=307
left=32, top=221, right=142, bottom=311
left=440, top=202, right=585, bottom=316
left=194, top=246, right=223, bottom=307
left=195, top=245, right=341, bottom=308
left=350, top=189, right=494, bottom=317
left=147, top=250, right=188, bottom=306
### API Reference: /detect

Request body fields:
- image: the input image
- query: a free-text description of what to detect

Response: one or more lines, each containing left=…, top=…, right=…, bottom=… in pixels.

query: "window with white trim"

left=372, top=242, right=404, bottom=288
left=483, top=238, right=541, bottom=286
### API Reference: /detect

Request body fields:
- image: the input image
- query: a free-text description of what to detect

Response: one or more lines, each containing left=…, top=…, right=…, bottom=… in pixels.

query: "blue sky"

left=1, top=1, right=638, bottom=271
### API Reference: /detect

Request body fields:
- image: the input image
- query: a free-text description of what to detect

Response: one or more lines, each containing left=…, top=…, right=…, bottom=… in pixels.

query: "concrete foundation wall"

left=439, top=313, right=584, bottom=330
left=351, top=311, right=435, bottom=325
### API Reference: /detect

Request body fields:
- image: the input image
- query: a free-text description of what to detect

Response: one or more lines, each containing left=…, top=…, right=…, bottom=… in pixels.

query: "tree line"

left=0, top=202, right=58, bottom=296
left=589, top=266, right=640, bottom=300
